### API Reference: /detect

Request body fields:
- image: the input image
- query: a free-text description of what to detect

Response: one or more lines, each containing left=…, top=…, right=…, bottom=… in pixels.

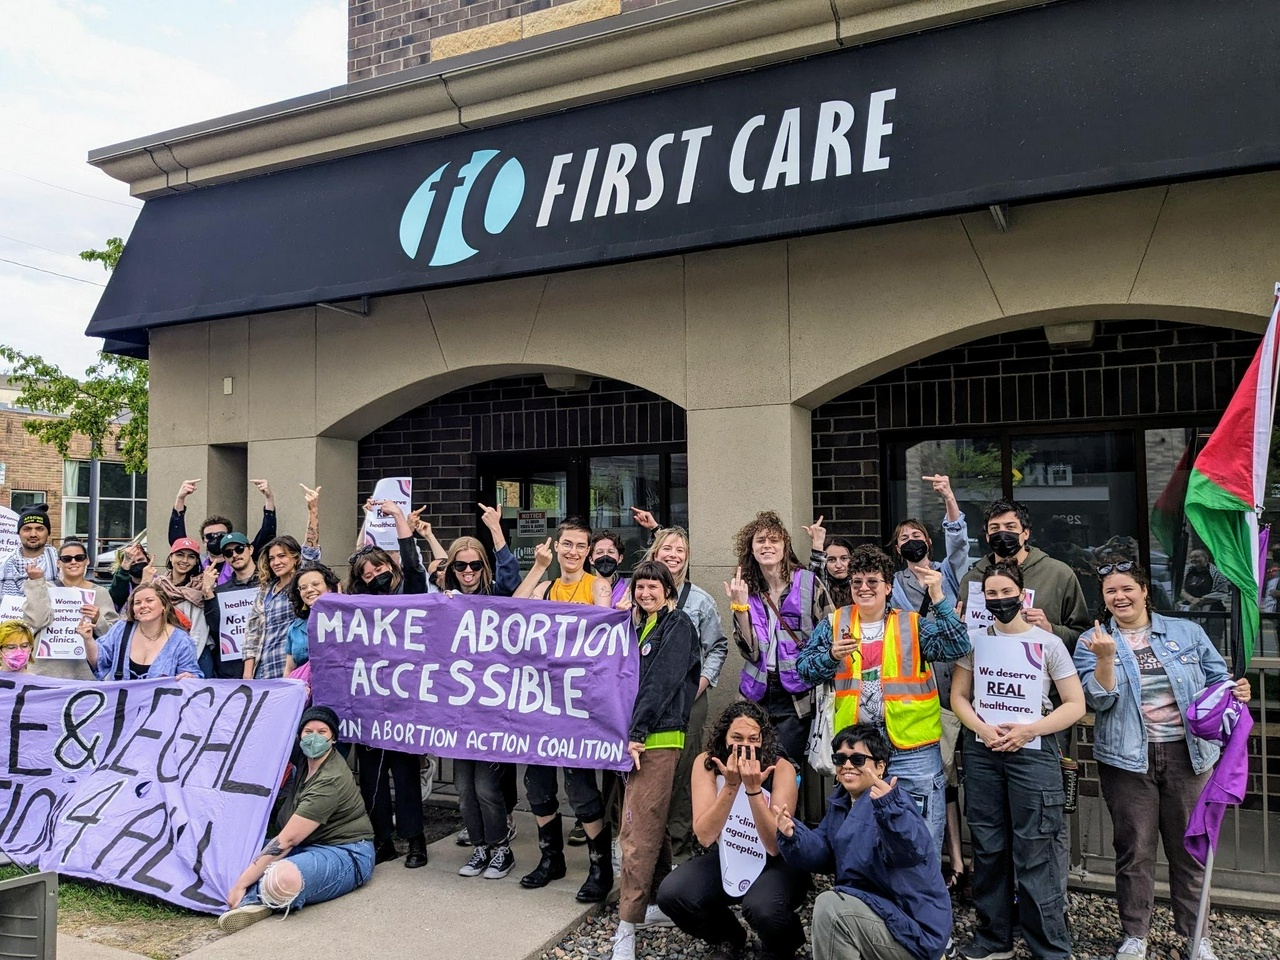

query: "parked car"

left=94, top=532, right=146, bottom=584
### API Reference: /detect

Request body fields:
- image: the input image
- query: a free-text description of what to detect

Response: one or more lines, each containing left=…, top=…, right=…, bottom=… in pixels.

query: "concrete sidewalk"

left=59, top=812, right=599, bottom=960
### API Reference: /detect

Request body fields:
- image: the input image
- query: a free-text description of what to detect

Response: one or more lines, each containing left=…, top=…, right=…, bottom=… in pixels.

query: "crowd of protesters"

left=0, top=474, right=1252, bottom=960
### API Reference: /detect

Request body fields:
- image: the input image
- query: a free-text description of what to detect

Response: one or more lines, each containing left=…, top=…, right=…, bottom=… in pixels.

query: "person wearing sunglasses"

left=0, top=620, right=37, bottom=674
left=169, top=477, right=279, bottom=587
left=200, top=532, right=262, bottom=678
left=950, top=562, right=1084, bottom=960
left=445, top=504, right=521, bottom=879
left=21, top=537, right=118, bottom=680
left=776, top=723, right=952, bottom=960
left=1075, top=561, right=1249, bottom=960
left=798, top=544, right=969, bottom=861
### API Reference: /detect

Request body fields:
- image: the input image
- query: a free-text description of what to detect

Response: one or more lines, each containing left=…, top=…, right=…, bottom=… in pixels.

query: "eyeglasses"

left=1097, top=561, right=1135, bottom=577
left=222, top=544, right=249, bottom=557
left=59, top=553, right=87, bottom=563
left=831, top=751, right=876, bottom=769
left=849, top=578, right=885, bottom=590
left=1, top=643, right=33, bottom=652
left=452, top=560, right=485, bottom=573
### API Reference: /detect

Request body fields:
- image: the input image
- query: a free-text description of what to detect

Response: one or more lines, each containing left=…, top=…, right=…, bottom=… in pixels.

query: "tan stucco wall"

left=147, top=170, right=1280, bottom=593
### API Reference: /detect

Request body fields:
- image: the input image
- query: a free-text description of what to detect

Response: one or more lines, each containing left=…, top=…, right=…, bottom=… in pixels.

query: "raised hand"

left=533, top=537, right=553, bottom=568
left=923, top=474, right=955, bottom=502
left=723, top=565, right=749, bottom=606
left=25, top=561, right=44, bottom=581
left=175, top=478, right=201, bottom=509
left=76, top=619, right=93, bottom=643
left=250, top=478, right=274, bottom=505
left=710, top=746, right=742, bottom=788
left=801, top=515, right=827, bottom=552
left=738, top=745, right=776, bottom=794
left=80, top=603, right=101, bottom=624
left=301, top=484, right=322, bottom=510
left=830, top=627, right=857, bottom=661
left=1080, top=620, right=1117, bottom=660
left=868, top=772, right=898, bottom=800
left=772, top=802, right=795, bottom=838
left=1022, top=606, right=1050, bottom=629
left=479, top=502, right=503, bottom=533
left=630, top=506, right=658, bottom=531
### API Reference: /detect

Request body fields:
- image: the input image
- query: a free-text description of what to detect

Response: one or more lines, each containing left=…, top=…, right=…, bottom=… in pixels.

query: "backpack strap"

left=676, top=582, right=692, bottom=611
left=112, top=621, right=138, bottom=682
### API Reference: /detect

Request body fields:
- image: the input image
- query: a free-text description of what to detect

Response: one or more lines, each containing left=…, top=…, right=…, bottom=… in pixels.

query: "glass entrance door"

left=488, top=459, right=575, bottom=574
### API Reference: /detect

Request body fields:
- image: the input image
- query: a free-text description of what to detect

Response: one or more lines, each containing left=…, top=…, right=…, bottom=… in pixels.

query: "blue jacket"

left=92, top=619, right=204, bottom=681
left=1074, top=613, right=1230, bottom=775
left=778, top=785, right=951, bottom=960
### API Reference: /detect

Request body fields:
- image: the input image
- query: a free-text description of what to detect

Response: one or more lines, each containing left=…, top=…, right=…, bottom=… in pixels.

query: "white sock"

left=616, top=921, right=636, bottom=939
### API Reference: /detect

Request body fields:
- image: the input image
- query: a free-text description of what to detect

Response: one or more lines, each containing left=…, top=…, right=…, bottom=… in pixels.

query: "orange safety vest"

left=831, top=606, right=942, bottom=750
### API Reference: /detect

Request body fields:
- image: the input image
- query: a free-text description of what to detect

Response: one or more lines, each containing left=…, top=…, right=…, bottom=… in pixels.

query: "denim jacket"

left=1073, top=613, right=1230, bottom=775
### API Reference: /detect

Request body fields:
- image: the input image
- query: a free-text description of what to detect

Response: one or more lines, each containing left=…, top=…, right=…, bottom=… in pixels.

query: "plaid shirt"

left=242, top=545, right=320, bottom=679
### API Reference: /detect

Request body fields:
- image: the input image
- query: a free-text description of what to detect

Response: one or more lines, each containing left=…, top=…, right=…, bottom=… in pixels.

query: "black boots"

left=404, top=834, right=428, bottom=868
left=374, top=839, right=399, bottom=864
left=575, top=822, right=614, bottom=903
left=520, top=816, right=567, bottom=888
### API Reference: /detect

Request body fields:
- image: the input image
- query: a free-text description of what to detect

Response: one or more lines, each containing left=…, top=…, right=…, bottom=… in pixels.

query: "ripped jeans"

left=242, top=839, right=375, bottom=912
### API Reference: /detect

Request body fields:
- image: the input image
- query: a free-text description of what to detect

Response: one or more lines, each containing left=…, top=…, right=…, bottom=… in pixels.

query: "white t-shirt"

left=958, top=624, right=1074, bottom=716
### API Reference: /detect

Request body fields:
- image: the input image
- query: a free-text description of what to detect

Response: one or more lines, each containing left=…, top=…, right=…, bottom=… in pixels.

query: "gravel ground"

left=538, top=873, right=1280, bottom=960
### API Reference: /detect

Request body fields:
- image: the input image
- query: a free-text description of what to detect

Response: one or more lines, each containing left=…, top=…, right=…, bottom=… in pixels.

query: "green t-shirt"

left=274, top=751, right=374, bottom=848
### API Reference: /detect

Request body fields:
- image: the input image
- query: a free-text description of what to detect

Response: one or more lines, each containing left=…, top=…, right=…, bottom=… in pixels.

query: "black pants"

left=769, top=713, right=808, bottom=768
left=657, top=849, right=808, bottom=955
left=524, top=764, right=605, bottom=822
left=456, top=760, right=509, bottom=847
left=357, top=746, right=423, bottom=843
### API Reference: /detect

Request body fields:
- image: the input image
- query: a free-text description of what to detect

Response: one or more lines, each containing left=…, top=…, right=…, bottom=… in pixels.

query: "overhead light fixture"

left=544, top=373, right=592, bottom=392
left=1043, top=320, right=1096, bottom=348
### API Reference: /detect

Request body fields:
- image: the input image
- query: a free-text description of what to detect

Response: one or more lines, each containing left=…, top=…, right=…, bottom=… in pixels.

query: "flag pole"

left=1229, top=584, right=1245, bottom=678
left=1190, top=845, right=1215, bottom=958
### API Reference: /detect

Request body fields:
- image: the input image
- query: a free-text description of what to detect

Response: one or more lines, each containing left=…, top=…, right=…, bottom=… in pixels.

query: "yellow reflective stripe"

left=644, top=730, right=685, bottom=750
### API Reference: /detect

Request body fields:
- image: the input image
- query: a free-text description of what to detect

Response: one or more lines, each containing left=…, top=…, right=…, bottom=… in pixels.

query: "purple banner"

left=308, top=593, right=639, bottom=770
left=0, top=674, right=305, bottom=913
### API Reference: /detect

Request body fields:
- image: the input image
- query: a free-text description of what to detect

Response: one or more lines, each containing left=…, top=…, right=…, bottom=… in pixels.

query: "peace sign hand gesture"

left=801, top=516, right=826, bottom=552
left=723, top=566, right=749, bottom=607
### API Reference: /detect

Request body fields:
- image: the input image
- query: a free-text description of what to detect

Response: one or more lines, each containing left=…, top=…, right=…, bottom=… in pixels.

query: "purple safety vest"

left=739, top=569, right=815, bottom=701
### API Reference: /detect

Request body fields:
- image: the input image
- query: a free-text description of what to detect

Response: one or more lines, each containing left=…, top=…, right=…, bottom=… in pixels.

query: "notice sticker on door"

left=517, top=510, right=547, bottom=537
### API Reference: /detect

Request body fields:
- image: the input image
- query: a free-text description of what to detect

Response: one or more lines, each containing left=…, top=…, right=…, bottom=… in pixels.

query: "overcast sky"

left=0, top=0, right=347, bottom=374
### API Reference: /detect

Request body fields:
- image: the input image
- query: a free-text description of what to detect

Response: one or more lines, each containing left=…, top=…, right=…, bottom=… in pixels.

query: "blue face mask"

left=299, top=731, right=332, bottom=759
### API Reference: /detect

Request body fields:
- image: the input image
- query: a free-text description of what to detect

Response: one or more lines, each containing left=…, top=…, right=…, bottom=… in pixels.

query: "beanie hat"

left=298, top=705, right=341, bottom=741
left=18, top=503, right=51, bottom=532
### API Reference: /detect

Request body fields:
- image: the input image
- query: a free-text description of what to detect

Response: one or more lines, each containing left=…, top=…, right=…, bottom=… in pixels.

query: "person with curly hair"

left=725, top=511, right=832, bottom=767
left=797, top=544, right=969, bottom=861
left=656, top=701, right=808, bottom=960
left=285, top=562, right=341, bottom=676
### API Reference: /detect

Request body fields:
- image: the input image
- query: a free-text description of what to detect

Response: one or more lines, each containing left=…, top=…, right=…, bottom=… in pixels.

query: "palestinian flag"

left=1184, top=284, right=1280, bottom=668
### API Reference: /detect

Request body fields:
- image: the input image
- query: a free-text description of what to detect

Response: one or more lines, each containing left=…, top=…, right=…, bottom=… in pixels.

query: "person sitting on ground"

left=21, top=537, right=117, bottom=680
left=657, top=701, right=807, bottom=960
left=609, top=560, right=701, bottom=960
left=776, top=723, right=952, bottom=960
left=0, top=620, right=36, bottom=674
left=218, top=706, right=375, bottom=933
left=78, top=582, right=202, bottom=681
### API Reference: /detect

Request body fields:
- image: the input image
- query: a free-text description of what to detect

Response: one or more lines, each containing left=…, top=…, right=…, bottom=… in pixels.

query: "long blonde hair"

left=444, top=536, right=494, bottom=594
left=642, top=526, right=691, bottom=590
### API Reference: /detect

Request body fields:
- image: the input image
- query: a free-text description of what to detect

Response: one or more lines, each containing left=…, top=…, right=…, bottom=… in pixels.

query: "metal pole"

left=1189, top=845, right=1215, bottom=957
left=86, top=457, right=100, bottom=563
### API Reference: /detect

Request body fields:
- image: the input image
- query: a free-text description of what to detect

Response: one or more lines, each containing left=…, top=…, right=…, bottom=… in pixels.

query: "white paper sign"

left=965, top=581, right=1035, bottom=633
left=38, top=586, right=95, bottom=660
left=217, top=588, right=257, bottom=662
left=971, top=634, right=1046, bottom=750
left=0, top=595, right=23, bottom=622
left=516, top=510, right=546, bottom=537
left=361, top=477, right=413, bottom=550
left=717, top=779, right=769, bottom=895
left=0, top=506, right=18, bottom=564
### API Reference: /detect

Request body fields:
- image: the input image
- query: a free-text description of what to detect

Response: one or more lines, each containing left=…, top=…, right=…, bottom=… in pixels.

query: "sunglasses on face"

left=59, top=553, right=87, bottom=563
left=222, top=544, right=249, bottom=557
left=849, top=578, right=884, bottom=590
left=452, top=560, right=485, bottom=573
left=1097, top=561, right=1135, bottom=577
left=831, top=751, right=876, bottom=769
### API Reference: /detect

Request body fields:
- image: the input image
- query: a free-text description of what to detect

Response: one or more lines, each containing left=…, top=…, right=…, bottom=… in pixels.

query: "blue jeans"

left=243, top=840, right=375, bottom=911
left=962, top=731, right=1069, bottom=959
left=886, top=741, right=945, bottom=864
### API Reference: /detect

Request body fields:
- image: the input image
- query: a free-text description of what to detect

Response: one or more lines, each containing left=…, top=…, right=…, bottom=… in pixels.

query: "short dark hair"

left=200, top=515, right=234, bottom=536
left=826, top=536, right=855, bottom=555
left=555, top=517, right=592, bottom=540
left=589, top=530, right=625, bottom=556
left=983, top=499, right=1031, bottom=532
left=847, top=544, right=895, bottom=584
left=628, top=559, right=677, bottom=614
left=982, top=561, right=1024, bottom=590
left=832, top=723, right=891, bottom=765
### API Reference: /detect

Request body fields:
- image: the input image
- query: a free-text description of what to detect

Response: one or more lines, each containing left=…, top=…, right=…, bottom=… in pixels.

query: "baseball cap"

left=219, top=532, right=251, bottom=552
left=169, top=537, right=202, bottom=556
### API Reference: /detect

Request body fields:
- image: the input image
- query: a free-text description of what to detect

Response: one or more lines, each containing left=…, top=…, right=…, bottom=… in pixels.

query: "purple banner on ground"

left=0, top=674, right=305, bottom=913
left=308, top=593, right=639, bottom=771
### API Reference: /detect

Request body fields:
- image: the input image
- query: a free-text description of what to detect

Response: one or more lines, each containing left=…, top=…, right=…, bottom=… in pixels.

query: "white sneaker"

left=610, top=928, right=636, bottom=960
left=1191, top=938, right=1219, bottom=960
left=1116, top=937, right=1146, bottom=960
left=637, top=904, right=674, bottom=929
left=217, top=903, right=271, bottom=934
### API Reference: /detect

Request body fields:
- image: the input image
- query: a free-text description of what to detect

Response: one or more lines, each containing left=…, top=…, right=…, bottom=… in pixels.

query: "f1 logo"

left=399, top=149, right=525, bottom=266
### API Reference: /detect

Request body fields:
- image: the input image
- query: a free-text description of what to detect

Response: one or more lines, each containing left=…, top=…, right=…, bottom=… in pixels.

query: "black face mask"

left=128, top=561, right=149, bottom=579
left=592, top=557, right=619, bottom=578
left=899, top=539, right=929, bottom=564
left=204, top=533, right=225, bottom=551
left=368, top=571, right=395, bottom=594
left=988, top=531, right=1023, bottom=559
left=985, top=596, right=1024, bottom=624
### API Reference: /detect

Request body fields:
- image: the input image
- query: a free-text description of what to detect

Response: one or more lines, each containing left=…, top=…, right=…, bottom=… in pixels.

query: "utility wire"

left=0, top=256, right=106, bottom=287
left=0, top=166, right=141, bottom=210
left=0, top=232, right=84, bottom=261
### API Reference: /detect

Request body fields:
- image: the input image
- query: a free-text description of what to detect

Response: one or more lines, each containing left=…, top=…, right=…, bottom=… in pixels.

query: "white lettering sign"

left=361, top=477, right=413, bottom=550
left=971, top=635, right=1045, bottom=750
left=0, top=506, right=17, bottom=564
left=718, top=779, right=768, bottom=895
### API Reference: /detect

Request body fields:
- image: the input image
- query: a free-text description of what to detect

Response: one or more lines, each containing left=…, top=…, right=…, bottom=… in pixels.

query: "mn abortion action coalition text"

left=308, top=593, right=640, bottom=770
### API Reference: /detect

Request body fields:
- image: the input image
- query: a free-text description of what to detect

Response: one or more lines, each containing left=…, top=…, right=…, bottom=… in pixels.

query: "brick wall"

left=348, top=0, right=682, bottom=80
left=0, top=409, right=124, bottom=544
left=357, top=374, right=686, bottom=547
left=810, top=319, right=1261, bottom=542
